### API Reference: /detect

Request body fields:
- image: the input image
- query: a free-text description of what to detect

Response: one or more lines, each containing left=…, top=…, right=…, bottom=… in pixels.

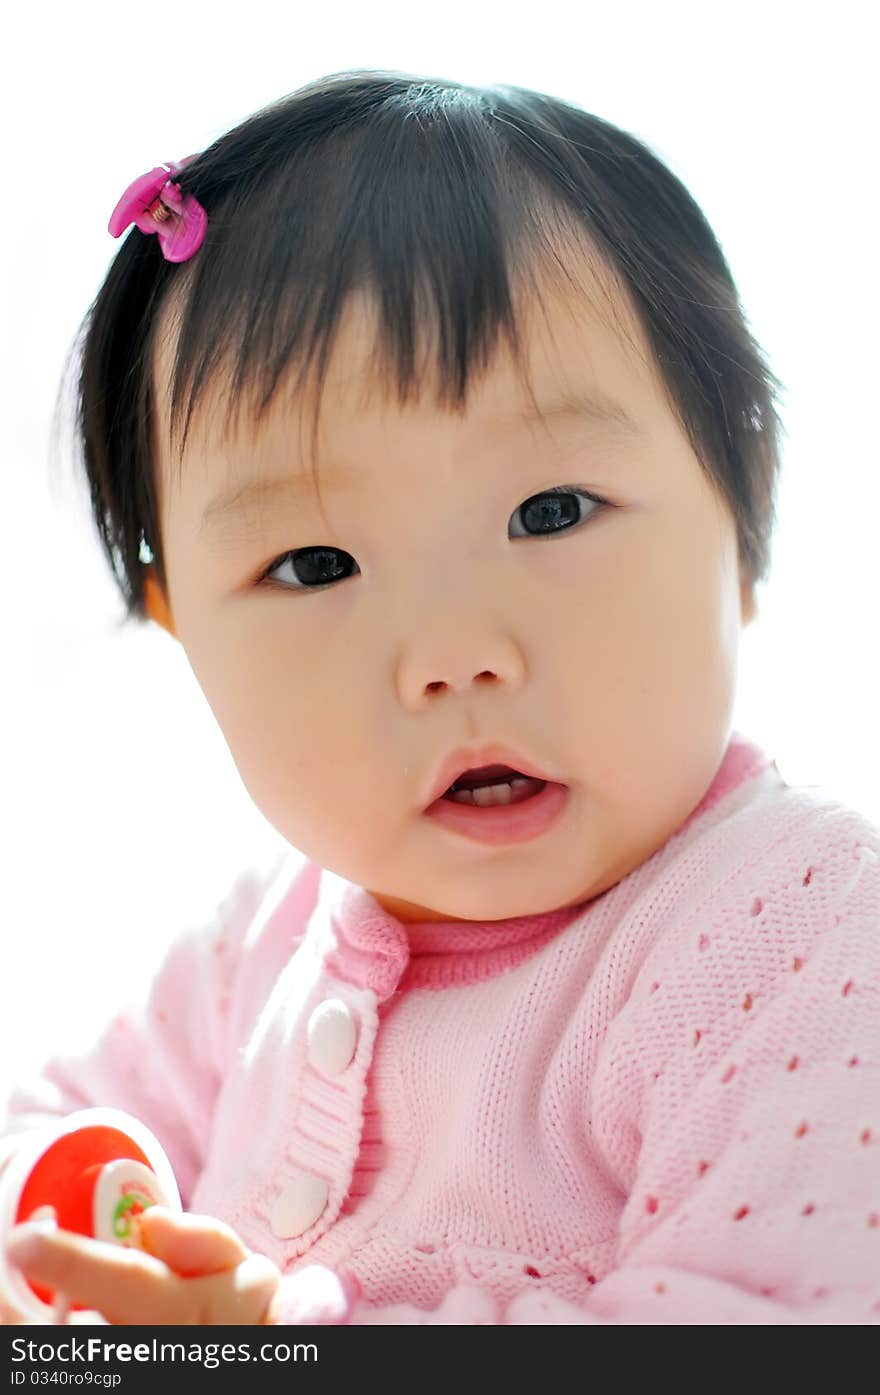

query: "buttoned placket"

left=262, top=872, right=409, bottom=1257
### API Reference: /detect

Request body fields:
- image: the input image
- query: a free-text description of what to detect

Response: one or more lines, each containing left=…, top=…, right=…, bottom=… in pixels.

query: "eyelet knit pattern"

left=2, top=730, right=879, bottom=1324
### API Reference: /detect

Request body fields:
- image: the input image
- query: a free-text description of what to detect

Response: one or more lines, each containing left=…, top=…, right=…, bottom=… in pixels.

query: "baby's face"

left=150, top=256, right=754, bottom=924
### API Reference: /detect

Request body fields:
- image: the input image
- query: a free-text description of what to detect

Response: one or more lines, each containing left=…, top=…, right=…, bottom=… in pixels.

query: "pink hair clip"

left=108, top=156, right=207, bottom=263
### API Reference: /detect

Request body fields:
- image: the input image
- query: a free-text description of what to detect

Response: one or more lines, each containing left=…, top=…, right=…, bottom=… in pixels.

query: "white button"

left=307, top=998, right=358, bottom=1076
left=270, top=1172, right=329, bottom=1239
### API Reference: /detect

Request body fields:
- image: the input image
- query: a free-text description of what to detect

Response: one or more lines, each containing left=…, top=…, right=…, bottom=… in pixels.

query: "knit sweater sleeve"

left=0, top=855, right=291, bottom=1209
left=320, top=811, right=880, bottom=1327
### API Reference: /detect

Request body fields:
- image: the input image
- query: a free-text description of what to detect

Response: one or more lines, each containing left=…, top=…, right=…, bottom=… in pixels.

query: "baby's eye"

left=509, top=486, right=603, bottom=539
left=258, top=486, right=607, bottom=593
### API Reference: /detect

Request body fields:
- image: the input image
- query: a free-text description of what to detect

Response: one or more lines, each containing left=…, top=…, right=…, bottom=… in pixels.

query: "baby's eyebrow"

left=516, top=386, right=639, bottom=433
left=199, top=386, right=640, bottom=538
left=200, top=465, right=361, bottom=536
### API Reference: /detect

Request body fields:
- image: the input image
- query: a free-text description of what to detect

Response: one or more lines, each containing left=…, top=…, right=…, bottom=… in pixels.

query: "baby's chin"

left=366, top=882, right=602, bottom=925
left=366, top=889, right=468, bottom=923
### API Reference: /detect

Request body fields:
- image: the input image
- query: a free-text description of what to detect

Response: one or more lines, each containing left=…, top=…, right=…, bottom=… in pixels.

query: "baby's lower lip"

left=423, top=779, right=570, bottom=845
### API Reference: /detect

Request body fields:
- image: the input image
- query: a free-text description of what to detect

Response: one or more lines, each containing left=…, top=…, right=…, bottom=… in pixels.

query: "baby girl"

left=2, top=68, right=878, bottom=1325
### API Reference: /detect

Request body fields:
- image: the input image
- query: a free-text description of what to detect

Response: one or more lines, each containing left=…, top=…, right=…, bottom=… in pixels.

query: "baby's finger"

left=5, top=1223, right=185, bottom=1324
left=135, top=1207, right=248, bottom=1276
left=186, top=1252, right=282, bottom=1326
left=66, top=1253, right=280, bottom=1326
left=6, top=1224, right=280, bottom=1326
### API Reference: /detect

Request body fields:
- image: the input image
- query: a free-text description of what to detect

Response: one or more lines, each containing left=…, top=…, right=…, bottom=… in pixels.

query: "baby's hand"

left=4, top=1207, right=281, bottom=1325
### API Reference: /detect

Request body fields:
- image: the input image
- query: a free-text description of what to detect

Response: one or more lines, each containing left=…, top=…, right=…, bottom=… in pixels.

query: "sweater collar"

left=321, top=729, right=775, bottom=995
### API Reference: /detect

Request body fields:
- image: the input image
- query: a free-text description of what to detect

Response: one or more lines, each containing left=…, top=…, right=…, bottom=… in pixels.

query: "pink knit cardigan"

left=3, top=730, right=879, bottom=1324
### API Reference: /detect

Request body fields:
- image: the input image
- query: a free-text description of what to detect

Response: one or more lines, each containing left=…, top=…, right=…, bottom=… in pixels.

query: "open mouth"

left=426, top=765, right=569, bottom=845
left=442, top=765, right=547, bottom=807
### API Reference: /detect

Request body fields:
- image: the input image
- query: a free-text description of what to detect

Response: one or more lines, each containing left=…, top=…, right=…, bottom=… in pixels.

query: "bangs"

left=149, top=81, right=630, bottom=501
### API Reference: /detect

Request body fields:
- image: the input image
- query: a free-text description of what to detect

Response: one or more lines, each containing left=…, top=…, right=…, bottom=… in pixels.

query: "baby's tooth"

left=447, top=777, right=536, bottom=806
left=474, top=782, right=515, bottom=806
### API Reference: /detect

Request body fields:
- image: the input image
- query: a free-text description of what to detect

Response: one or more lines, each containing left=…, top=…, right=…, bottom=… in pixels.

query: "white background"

left=1, top=1, right=877, bottom=1108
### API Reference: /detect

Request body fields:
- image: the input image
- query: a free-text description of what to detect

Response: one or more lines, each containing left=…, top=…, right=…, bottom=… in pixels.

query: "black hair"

left=59, top=68, right=786, bottom=623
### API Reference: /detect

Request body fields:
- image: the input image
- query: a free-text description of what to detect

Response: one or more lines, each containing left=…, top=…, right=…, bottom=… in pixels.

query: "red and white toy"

left=0, top=1108, right=181, bottom=1320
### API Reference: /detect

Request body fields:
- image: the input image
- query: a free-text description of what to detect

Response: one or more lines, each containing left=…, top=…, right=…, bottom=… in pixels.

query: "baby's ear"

left=143, top=568, right=178, bottom=639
